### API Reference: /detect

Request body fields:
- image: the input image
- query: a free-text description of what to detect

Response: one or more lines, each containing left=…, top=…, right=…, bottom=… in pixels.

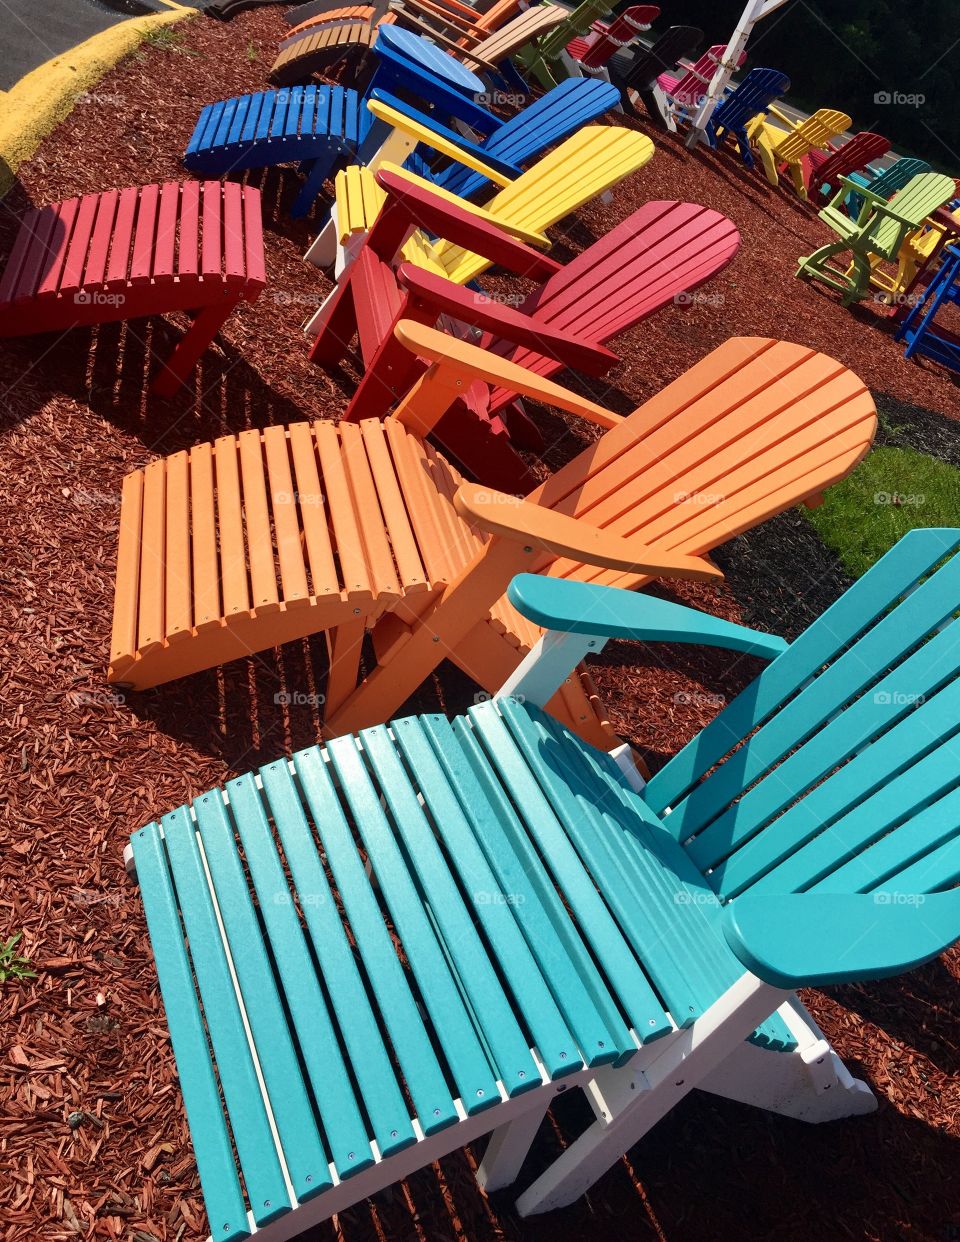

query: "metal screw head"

left=264, top=1200, right=272, bottom=1208
left=433, top=1108, right=441, bottom=1116
left=559, top=1051, right=567, bottom=1059
left=517, top=1070, right=526, bottom=1079
left=597, top=1041, right=605, bottom=1049
left=476, top=1089, right=484, bottom=1097
left=523, top=545, right=532, bottom=553
left=305, top=1175, right=313, bottom=1184
left=348, top=1152, right=355, bottom=1161
left=390, top=1129, right=398, bottom=1139
left=648, top=1019, right=657, bottom=1027
left=353, top=607, right=361, bottom=615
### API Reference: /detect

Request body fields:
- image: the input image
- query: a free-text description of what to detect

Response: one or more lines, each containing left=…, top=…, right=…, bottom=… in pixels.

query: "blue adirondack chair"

left=128, top=527, right=960, bottom=1241
left=706, top=67, right=791, bottom=168
left=845, top=155, right=932, bottom=218
left=184, top=77, right=618, bottom=217
left=382, top=75, right=620, bottom=199
left=896, top=241, right=960, bottom=371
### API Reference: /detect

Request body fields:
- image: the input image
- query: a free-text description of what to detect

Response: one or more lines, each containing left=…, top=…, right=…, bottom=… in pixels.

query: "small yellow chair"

left=302, top=118, right=655, bottom=330
left=747, top=106, right=851, bottom=198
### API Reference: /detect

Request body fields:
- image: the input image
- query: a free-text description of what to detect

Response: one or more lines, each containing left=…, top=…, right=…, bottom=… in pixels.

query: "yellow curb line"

left=0, top=2, right=195, bottom=199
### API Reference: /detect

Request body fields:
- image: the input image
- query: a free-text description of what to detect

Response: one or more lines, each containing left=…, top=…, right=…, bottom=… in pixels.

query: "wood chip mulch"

left=1, top=10, right=958, bottom=1242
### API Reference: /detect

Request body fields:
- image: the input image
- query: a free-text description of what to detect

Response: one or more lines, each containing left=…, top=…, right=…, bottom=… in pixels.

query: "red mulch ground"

left=1, top=10, right=959, bottom=1242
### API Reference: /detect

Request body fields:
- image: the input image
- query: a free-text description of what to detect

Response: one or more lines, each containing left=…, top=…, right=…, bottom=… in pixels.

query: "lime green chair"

left=797, top=170, right=955, bottom=306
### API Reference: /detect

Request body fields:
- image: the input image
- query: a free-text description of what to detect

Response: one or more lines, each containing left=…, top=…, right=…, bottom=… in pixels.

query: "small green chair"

left=518, top=0, right=624, bottom=89
left=797, top=170, right=955, bottom=306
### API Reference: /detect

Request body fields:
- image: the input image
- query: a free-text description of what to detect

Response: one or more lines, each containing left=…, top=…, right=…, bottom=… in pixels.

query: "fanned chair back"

left=646, top=529, right=960, bottom=907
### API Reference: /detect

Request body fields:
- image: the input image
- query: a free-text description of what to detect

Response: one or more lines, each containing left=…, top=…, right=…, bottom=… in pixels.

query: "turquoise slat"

left=537, top=714, right=792, bottom=1051
left=447, top=716, right=639, bottom=1060
left=330, top=732, right=501, bottom=1115
left=698, top=617, right=960, bottom=885
left=502, top=701, right=712, bottom=1028
left=293, top=746, right=461, bottom=1134
left=468, top=700, right=666, bottom=1056
left=677, top=537, right=960, bottom=857
left=395, top=715, right=585, bottom=1078
left=160, top=806, right=291, bottom=1227
left=818, top=784, right=960, bottom=894
left=131, top=825, right=251, bottom=1242
left=750, top=719, right=960, bottom=896
left=392, top=720, right=581, bottom=1078
left=711, top=671, right=960, bottom=899
left=876, top=829, right=960, bottom=895
left=192, top=786, right=331, bottom=1199
left=362, top=722, right=541, bottom=1097
left=647, top=529, right=960, bottom=820
left=266, top=752, right=422, bottom=1152
left=225, top=768, right=381, bottom=1174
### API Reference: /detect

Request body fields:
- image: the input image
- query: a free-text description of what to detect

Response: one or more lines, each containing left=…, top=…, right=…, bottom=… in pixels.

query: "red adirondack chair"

left=564, top=4, right=659, bottom=72
left=310, top=172, right=740, bottom=489
left=804, top=132, right=890, bottom=208
left=0, top=181, right=266, bottom=396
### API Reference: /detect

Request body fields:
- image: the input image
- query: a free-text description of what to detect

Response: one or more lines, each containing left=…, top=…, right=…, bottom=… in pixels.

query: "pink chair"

left=659, top=43, right=746, bottom=110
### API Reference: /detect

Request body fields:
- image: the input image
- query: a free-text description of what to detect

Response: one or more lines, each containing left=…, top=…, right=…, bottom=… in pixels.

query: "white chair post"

left=495, top=629, right=608, bottom=708
left=515, top=973, right=789, bottom=1215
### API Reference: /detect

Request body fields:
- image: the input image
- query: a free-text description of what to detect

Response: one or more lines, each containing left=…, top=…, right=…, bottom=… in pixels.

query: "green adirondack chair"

left=517, top=0, right=615, bottom=88
left=128, top=527, right=960, bottom=1240
left=797, top=170, right=956, bottom=305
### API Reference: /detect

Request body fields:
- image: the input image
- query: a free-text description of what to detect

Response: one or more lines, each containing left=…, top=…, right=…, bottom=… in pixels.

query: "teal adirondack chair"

left=845, top=154, right=931, bottom=218
left=128, top=527, right=960, bottom=1239
left=797, top=171, right=956, bottom=305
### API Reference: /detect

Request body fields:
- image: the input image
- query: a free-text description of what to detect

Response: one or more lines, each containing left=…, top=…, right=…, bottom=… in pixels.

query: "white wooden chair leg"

left=698, top=997, right=876, bottom=1122
left=304, top=209, right=339, bottom=268
left=476, top=1096, right=552, bottom=1192
left=515, top=975, right=788, bottom=1216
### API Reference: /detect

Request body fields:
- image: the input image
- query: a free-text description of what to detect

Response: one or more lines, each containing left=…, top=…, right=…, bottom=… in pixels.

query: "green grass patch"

left=0, top=933, right=34, bottom=984
left=805, top=445, right=960, bottom=577
left=140, top=26, right=199, bottom=56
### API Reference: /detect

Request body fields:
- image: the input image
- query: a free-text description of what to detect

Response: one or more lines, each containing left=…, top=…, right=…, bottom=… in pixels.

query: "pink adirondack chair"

left=0, top=181, right=266, bottom=396
left=805, top=131, right=891, bottom=208
left=658, top=43, right=747, bottom=109
left=565, top=4, right=659, bottom=72
left=311, top=177, right=740, bottom=489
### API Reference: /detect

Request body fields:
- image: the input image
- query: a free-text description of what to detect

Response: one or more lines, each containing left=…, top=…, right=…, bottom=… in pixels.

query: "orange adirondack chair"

left=108, top=323, right=876, bottom=752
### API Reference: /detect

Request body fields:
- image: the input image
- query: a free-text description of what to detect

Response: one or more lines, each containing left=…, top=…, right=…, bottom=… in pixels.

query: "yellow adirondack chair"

left=303, top=119, right=655, bottom=332
left=746, top=106, right=851, bottom=197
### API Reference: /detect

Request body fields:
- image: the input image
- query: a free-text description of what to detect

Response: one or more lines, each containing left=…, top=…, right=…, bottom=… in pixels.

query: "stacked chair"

left=12, top=7, right=960, bottom=1242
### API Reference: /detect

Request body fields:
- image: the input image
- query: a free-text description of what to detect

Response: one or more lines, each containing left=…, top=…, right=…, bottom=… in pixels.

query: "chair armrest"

left=454, top=485, right=724, bottom=581
left=505, top=575, right=788, bottom=658
left=372, top=165, right=551, bottom=251
left=391, top=0, right=478, bottom=35
left=764, top=103, right=797, bottom=129
left=391, top=318, right=624, bottom=436
left=397, top=264, right=618, bottom=373
left=367, top=96, right=518, bottom=186
left=723, top=891, right=960, bottom=989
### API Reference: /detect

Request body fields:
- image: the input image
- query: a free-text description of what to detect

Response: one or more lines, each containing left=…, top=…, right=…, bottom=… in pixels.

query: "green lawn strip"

left=804, top=445, right=960, bottom=578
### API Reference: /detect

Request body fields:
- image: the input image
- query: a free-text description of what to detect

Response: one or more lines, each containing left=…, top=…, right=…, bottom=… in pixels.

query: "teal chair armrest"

left=506, top=574, right=789, bottom=660
left=723, top=891, right=960, bottom=989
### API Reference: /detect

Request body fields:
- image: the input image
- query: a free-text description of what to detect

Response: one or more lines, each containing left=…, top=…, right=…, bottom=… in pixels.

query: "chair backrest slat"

left=643, top=529, right=960, bottom=903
